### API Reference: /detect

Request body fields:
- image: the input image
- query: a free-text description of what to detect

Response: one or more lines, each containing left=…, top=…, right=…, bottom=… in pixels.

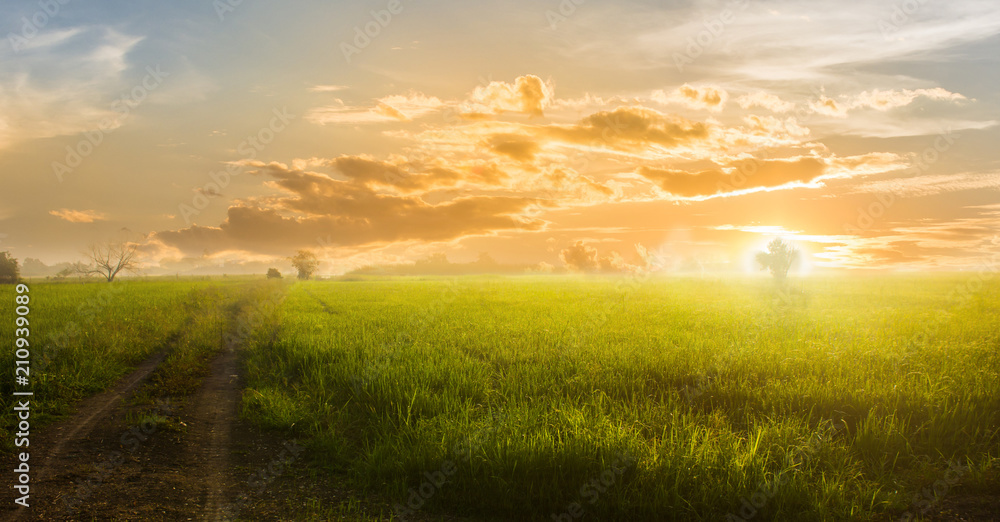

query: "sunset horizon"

left=3, top=0, right=999, bottom=275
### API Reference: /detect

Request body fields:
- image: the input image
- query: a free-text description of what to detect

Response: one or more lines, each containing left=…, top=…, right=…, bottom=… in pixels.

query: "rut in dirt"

left=1, top=341, right=173, bottom=521
left=2, top=284, right=286, bottom=521
left=187, top=343, right=241, bottom=521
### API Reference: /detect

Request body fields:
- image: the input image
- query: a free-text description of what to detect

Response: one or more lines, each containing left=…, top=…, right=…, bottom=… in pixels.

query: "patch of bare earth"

left=1, top=340, right=245, bottom=520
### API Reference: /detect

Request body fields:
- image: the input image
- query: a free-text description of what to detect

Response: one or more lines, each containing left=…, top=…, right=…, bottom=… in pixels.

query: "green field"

left=0, top=278, right=274, bottom=449
left=241, top=274, right=999, bottom=520
left=5, top=274, right=999, bottom=520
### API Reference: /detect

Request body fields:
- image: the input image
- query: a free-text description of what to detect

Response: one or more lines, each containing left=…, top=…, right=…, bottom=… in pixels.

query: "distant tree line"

left=0, top=251, right=20, bottom=284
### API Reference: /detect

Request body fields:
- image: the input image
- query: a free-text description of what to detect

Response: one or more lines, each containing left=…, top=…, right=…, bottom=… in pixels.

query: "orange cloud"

left=637, top=157, right=827, bottom=198
left=810, top=96, right=846, bottom=117
left=652, top=84, right=728, bottom=111
left=306, top=92, right=443, bottom=125
left=486, top=133, right=540, bottom=162
left=809, top=88, right=967, bottom=117
left=156, top=161, right=542, bottom=255
left=541, top=106, right=711, bottom=150
left=736, top=92, right=795, bottom=113
left=246, top=156, right=510, bottom=195
left=470, top=75, right=553, bottom=116
left=49, top=208, right=107, bottom=223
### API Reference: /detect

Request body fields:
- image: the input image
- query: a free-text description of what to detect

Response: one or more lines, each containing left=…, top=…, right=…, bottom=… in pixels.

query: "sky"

left=1, top=0, right=999, bottom=275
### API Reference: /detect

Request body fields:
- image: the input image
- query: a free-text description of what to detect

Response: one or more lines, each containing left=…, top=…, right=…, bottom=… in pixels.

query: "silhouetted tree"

left=76, top=240, right=139, bottom=282
left=755, top=238, right=798, bottom=279
left=290, top=250, right=319, bottom=280
left=266, top=268, right=283, bottom=279
left=0, top=251, right=20, bottom=284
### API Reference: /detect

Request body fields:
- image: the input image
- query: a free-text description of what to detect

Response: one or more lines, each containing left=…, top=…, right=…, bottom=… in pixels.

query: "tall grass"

left=241, top=275, right=1000, bottom=520
left=0, top=279, right=251, bottom=449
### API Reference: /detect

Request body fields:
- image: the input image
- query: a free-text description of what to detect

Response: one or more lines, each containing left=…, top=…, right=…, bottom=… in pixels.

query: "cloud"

left=49, top=208, right=107, bottom=223
left=638, top=156, right=827, bottom=198
left=306, top=92, right=443, bottom=125
left=652, top=84, right=728, bottom=111
left=543, top=167, right=615, bottom=198
left=374, top=102, right=410, bottom=121
left=0, top=26, right=144, bottom=150
left=304, top=99, right=389, bottom=124
left=486, top=133, right=540, bottom=162
left=852, top=88, right=966, bottom=111
left=809, top=88, right=967, bottom=117
left=470, top=75, right=553, bottom=116
left=618, top=1, right=1000, bottom=86
left=308, top=84, right=348, bottom=92
left=329, top=156, right=471, bottom=193
left=736, top=92, right=795, bottom=113
left=814, top=210, right=1000, bottom=269
left=809, top=96, right=846, bottom=117
left=376, top=92, right=445, bottom=118
left=541, top=106, right=711, bottom=150
left=850, top=172, right=1000, bottom=198
left=155, top=161, right=543, bottom=255
left=742, top=114, right=809, bottom=138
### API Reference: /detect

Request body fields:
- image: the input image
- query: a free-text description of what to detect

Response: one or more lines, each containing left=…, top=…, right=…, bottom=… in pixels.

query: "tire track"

left=3, top=343, right=172, bottom=521
left=3, top=283, right=287, bottom=521
left=186, top=343, right=241, bottom=521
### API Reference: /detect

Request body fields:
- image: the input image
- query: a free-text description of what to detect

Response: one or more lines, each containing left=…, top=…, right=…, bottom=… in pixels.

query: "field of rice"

left=3, top=274, right=998, bottom=520
left=238, top=274, right=1000, bottom=520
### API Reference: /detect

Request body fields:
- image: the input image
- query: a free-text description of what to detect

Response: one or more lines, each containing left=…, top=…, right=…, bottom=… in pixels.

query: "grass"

left=0, top=280, right=200, bottom=448
left=2, top=274, right=997, bottom=520
left=239, top=274, right=1000, bottom=520
left=0, top=278, right=279, bottom=449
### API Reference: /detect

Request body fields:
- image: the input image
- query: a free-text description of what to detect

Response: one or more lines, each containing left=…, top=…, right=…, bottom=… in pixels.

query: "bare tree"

left=755, top=238, right=798, bottom=279
left=77, top=240, right=139, bottom=282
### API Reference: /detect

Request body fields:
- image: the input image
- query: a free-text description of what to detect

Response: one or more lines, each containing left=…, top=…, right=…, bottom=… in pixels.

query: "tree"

left=475, top=252, right=497, bottom=266
left=77, top=240, right=139, bottom=282
left=290, top=250, right=319, bottom=280
left=755, top=238, right=798, bottom=279
left=0, top=251, right=20, bottom=284
left=266, top=268, right=283, bottom=279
